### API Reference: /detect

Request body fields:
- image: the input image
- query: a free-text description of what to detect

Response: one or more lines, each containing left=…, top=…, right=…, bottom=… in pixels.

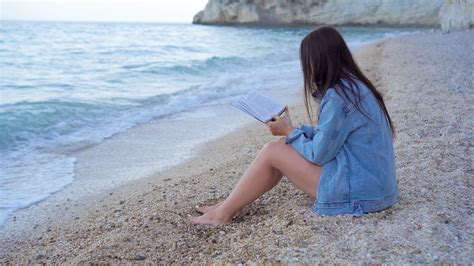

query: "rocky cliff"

left=193, top=0, right=474, bottom=30
left=440, top=0, right=474, bottom=30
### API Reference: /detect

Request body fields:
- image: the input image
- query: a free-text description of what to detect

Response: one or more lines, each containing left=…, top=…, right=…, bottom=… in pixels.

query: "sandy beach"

left=1, top=29, right=473, bottom=263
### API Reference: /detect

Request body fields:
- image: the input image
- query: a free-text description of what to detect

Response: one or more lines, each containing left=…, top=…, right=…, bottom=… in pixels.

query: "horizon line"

left=0, top=19, right=196, bottom=24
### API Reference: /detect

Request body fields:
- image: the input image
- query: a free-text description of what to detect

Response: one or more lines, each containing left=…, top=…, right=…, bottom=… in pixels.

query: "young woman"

left=189, top=26, right=398, bottom=225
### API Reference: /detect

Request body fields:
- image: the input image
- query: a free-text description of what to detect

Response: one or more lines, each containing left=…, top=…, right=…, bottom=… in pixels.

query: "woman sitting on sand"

left=189, top=26, right=399, bottom=225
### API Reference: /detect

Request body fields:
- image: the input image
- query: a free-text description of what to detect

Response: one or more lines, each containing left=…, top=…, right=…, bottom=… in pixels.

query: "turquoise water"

left=0, top=21, right=420, bottom=224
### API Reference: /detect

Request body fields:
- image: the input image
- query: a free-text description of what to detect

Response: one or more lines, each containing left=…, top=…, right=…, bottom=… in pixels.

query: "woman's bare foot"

left=195, top=202, right=222, bottom=214
left=188, top=207, right=232, bottom=225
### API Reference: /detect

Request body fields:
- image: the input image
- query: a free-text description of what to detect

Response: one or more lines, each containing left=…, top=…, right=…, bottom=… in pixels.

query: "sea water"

left=0, top=21, right=420, bottom=224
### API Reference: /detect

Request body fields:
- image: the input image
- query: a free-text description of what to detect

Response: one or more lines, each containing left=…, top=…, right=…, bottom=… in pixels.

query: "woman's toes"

left=195, top=203, right=222, bottom=214
left=187, top=214, right=208, bottom=225
left=188, top=211, right=231, bottom=226
left=195, top=205, right=212, bottom=214
left=195, top=205, right=207, bottom=214
left=188, top=215, right=200, bottom=224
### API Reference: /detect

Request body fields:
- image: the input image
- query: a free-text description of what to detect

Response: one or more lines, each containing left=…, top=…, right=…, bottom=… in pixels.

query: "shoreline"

left=0, top=87, right=301, bottom=236
left=0, top=26, right=423, bottom=227
left=2, top=30, right=473, bottom=263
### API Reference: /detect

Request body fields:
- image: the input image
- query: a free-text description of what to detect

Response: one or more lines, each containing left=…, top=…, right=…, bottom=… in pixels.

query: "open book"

left=231, top=90, right=286, bottom=123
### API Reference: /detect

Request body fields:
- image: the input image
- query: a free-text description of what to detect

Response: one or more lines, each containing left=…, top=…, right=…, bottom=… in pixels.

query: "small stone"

left=219, top=230, right=225, bottom=235
left=133, top=254, right=146, bottom=261
left=36, top=252, right=46, bottom=260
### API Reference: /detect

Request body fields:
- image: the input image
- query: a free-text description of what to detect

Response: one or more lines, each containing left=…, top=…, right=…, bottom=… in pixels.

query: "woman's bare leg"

left=194, top=169, right=283, bottom=214
left=189, top=138, right=322, bottom=225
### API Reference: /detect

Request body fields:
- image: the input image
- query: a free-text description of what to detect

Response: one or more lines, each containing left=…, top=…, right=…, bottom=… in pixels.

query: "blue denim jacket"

left=286, top=80, right=398, bottom=216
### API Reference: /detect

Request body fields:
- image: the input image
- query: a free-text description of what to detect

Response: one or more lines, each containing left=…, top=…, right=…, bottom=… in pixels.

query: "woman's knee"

left=263, top=139, right=283, bottom=151
left=261, top=140, right=287, bottom=160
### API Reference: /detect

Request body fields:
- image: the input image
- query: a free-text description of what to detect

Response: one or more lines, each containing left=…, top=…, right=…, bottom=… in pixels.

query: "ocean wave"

left=0, top=100, right=105, bottom=149
left=132, top=55, right=252, bottom=76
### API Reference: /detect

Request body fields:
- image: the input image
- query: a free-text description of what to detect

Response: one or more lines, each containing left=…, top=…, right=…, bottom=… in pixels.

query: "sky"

left=0, top=0, right=209, bottom=22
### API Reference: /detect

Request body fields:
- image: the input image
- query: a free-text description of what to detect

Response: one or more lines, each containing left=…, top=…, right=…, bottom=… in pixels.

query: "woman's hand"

left=266, top=106, right=295, bottom=136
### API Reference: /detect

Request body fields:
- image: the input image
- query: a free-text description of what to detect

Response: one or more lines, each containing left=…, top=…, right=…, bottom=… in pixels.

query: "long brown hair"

left=300, top=26, right=395, bottom=138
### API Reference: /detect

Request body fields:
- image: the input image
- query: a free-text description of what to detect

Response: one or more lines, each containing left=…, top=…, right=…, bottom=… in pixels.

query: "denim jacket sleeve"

left=285, top=95, right=352, bottom=166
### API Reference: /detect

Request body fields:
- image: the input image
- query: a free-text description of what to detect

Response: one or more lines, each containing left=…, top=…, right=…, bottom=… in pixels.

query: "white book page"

left=232, top=100, right=254, bottom=118
left=231, top=90, right=285, bottom=123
